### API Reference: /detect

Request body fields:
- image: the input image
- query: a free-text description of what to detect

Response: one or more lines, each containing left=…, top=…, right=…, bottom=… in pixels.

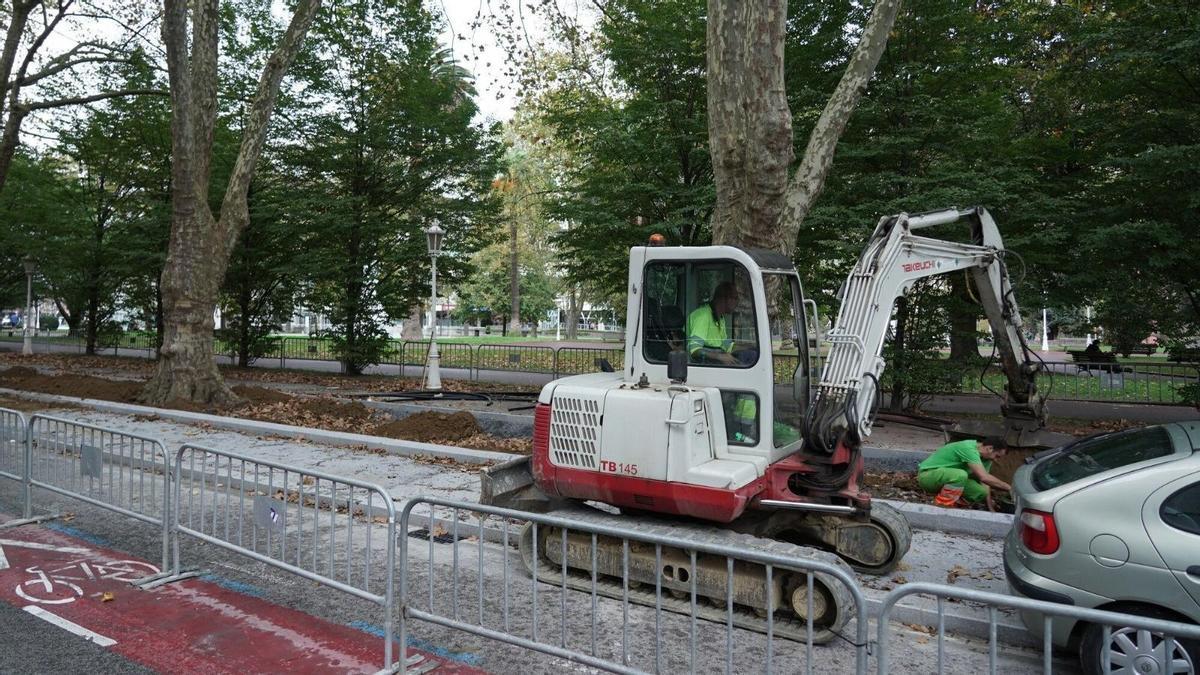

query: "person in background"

left=917, top=437, right=1012, bottom=511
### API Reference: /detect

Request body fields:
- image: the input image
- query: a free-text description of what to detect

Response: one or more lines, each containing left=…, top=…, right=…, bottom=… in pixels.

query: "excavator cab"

left=626, top=245, right=815, bottom=462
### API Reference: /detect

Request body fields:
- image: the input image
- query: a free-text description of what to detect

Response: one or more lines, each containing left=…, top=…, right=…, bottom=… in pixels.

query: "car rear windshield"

left=1033, top=427, right=1175, bottom=491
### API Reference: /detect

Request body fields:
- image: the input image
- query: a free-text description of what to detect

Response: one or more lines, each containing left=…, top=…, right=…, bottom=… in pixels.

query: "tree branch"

left=217, top=0, right=322, bottom=255
left=778, top=0, right=902, bottom=250
left=10, top=52, right=136, bottom=90
left=22, top=88, right=166, bottom=111
left=11, top=0, right=76, bottom=94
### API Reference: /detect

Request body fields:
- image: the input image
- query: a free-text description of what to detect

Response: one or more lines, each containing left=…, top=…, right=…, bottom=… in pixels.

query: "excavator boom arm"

left=805, top=207, right=1043, bottom=453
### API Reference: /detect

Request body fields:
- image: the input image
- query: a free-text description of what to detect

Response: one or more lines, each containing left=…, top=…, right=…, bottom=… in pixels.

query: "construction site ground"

left=0, top=397, right=1066, bottom=671
left=2, top=350, right=1198, bottom=670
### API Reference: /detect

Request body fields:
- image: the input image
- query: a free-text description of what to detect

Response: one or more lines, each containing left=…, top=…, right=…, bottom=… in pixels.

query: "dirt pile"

left=236, top=394, right=376, bottom=434
left=372, top=411, right=483, bottom=443
left=231, top=385, right=293, bottom=405
left=1, top=366, right=143, bottom=403
left=863, top=471, right=927, bottom=503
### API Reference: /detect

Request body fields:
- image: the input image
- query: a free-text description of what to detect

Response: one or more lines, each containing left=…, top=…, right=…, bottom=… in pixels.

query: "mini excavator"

left=481, top=206, right=1048, bottom=641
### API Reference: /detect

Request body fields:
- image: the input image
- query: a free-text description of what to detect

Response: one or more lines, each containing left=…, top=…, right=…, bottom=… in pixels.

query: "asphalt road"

left=0, top=600, right=154, bottom=675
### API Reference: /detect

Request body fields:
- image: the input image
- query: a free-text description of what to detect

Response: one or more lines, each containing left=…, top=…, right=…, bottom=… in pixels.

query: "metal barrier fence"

left=475, top=344, right=557, bottom=375
left=553, top=346, right=625, bottom=377
left=168, top=444, right=399, bottom=671
left=5, top=408, right=1200, bottom=673
left=398, top=340, right=475, bottom=373
left=399, top=496, right=869, bottom=675
left=26, top=414, right=172, bottom=569
left=0, top=407, right=29, bottom=519
left=956, top=359, right=1199, bottom=405
left=0, top=407, right=25, bottom=484
left=876, top=581, right=1200, bottom=674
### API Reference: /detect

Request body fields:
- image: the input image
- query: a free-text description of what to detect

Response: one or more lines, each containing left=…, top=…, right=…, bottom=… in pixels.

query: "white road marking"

left=22, top=605, right=117, bottom=647
left=0, top=539, right=91, bottom=571
left=0, top=539, right=91, bottom=553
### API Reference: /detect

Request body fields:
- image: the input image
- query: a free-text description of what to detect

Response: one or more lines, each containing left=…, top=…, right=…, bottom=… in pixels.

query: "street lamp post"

left=1041, top=308, right=1050, bottom=352
left=22, top=256, right=35, bottom=356
left=424, top=223, right=446, bottom=391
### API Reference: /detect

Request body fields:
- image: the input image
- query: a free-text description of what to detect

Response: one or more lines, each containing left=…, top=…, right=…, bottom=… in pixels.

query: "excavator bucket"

left=479, top=456, right=563, bottom=513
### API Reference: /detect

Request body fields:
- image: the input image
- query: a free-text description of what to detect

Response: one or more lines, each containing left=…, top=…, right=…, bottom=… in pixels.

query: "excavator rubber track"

left=735, top=500, right=914, bottom=575
left=518, top=504, right=859, bottom=644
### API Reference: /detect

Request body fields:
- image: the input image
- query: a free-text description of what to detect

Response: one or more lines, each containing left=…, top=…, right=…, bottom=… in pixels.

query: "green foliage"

left=284, top=0, right=501, bottom=373
left=880, top=281, right=963, bottom=411
left=1026, top=1, right=1200, bottom=343
left=219, top=177, right=302, bottom=367
left=531, top=0, right=713, bottom=305
left=1180, top=380, right=1200, bottom=410
left=39, top=314, right=59, bottom=332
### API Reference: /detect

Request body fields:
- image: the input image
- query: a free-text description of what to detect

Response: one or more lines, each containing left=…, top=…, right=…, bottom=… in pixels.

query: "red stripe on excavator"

left=532, top=404, right=763, bottom=522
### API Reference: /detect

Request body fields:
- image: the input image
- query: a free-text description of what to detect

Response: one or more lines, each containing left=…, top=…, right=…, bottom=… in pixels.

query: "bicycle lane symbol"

left=0, top=538, right=160, bottom=606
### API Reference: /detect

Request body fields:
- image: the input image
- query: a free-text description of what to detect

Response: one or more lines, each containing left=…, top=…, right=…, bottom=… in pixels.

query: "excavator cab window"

left=764, top=273, right=808, bottom=449
left=642, top=260, right=759, bottom=369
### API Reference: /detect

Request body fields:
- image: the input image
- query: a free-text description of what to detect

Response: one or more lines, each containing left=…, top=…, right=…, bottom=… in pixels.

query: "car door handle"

left=1189, top=566, right=1200, bottom=579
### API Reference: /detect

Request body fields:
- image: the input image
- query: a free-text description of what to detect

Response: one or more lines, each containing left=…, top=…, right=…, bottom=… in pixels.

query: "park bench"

left=1120, top=344, right=1156, bottom=357
left=1066, top=349, right=1124, bottom=373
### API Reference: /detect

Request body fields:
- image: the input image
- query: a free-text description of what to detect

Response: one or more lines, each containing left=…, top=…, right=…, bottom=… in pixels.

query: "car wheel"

left=1080, top=620, right=1197, bottom=675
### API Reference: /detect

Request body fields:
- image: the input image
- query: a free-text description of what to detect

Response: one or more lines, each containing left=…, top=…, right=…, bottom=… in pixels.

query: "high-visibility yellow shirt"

left=686, top=305, right=732, bottom=355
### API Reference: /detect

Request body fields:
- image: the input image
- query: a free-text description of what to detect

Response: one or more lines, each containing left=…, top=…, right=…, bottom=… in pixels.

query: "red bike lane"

left=0, top=522, right=485, bottom=674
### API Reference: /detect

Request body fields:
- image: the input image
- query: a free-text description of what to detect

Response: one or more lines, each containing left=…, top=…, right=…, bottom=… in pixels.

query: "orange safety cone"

left=933, top=483, right=965, bottom=508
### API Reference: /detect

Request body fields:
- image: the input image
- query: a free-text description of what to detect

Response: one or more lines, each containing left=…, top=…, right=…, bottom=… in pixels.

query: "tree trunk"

left=948, top=274, right=979, bottom=362
left=707, top=0, right=901, bottom=252
left=707, top=0, right=792, bottom=247
left=237, top=277, right=252, bottom=369
left=143, top=208, right=234, bottom=405
left=153, top=278, right=164, bottom=356
left=54, top=298, right=79, bottom=337
left=566, top=286, right=579, bottom=340
left=141, top=0, right=321, bottom=405
left=888, top=295, right=909, bottom=412
left=84, top=289, right=99, bottom=355
left=507, top=218, right=521, bottom=335
left=402, top=305, right=422, bottom=339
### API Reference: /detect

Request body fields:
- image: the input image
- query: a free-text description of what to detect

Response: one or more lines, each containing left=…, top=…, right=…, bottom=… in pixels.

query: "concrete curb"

left=0, top=387, right=520, bottom=466
left=879, top=499, right=1013, bottom=539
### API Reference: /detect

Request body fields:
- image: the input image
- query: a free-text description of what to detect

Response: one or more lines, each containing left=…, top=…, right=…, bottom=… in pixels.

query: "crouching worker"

left=917, top=437, right=1012, bottom=511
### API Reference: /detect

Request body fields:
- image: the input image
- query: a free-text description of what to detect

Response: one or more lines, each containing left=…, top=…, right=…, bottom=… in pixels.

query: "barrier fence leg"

left=21, top=426, right=32, bottom=519
left=135, top=459, right=203, bottom=589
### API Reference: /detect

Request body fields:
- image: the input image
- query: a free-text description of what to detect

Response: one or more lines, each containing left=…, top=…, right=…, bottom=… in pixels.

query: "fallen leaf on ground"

left=101, top=591, right=115, bottom=602
left=946, top=565, right=970, bottom=584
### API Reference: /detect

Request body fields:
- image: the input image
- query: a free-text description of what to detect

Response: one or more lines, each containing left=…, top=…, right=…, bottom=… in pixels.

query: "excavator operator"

left=687, top=281, right=759, bottom=442
left=686, top=281, right=739, bottom=364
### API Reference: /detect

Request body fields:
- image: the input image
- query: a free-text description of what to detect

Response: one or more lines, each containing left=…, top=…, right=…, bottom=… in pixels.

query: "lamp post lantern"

left=22, top=256, right=35, bottom=355
left=424, top=223, right=446, bottom=391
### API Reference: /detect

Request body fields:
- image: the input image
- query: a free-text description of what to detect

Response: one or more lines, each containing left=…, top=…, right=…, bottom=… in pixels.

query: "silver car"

left=1004, top=422, right=1200, bottom=674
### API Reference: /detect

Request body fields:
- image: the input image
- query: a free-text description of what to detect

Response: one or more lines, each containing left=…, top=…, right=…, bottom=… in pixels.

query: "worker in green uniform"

left=917, top=437, right=1011, bottom=511
left=686, top=281, right=739, bottom=364
left=687, top=281, right=758, bottom=442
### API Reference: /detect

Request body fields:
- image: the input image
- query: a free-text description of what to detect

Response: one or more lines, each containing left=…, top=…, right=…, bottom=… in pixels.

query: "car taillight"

left=1019, top=509, right=1060, bottom=554
left=533, top=403, right=551, bottom=457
